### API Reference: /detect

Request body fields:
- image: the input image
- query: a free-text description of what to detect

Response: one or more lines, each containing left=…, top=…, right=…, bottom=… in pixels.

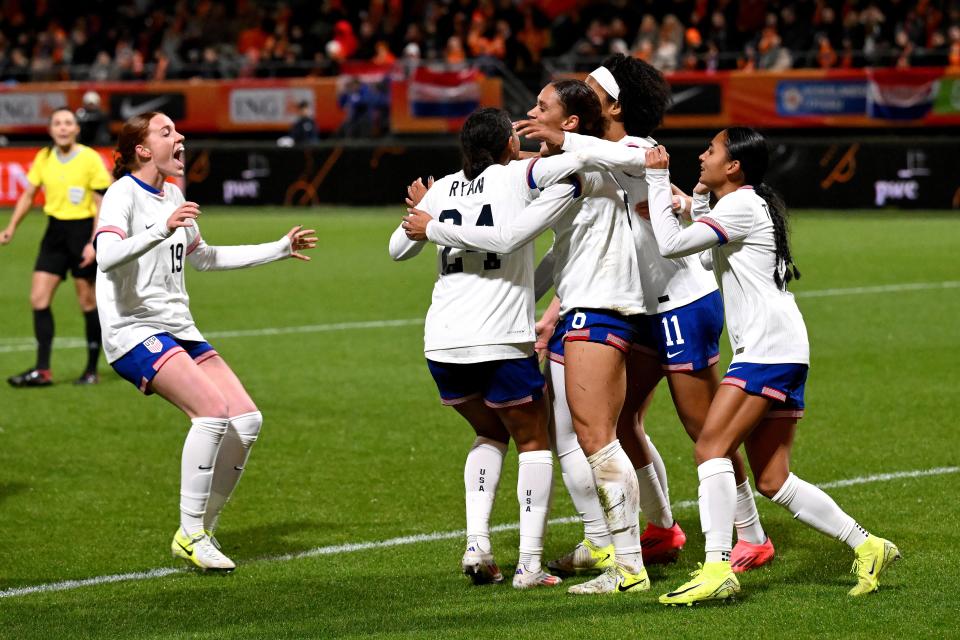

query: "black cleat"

left=73, top=371, right=99, bottom=385
left=7, top=368, right=53, bottom=387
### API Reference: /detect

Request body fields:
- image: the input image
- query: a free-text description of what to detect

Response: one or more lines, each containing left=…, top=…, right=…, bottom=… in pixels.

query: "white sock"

left=550, top=361, right=611, bottom=547
left=180, top=417, right=229, bottom=536
left=698, top=457, right=736, bottom=563
left=465, top=436, right=507, bottom=553
left=204, top=411, right=262, bottom=533
left=771, top=473, right=869, bottom=549
left=517, top=450, right=553, bottom=572
left=636, top=462, right=673, bottom=529
left=734, top=478, right=767, bottom=545
left=645, top=434, right=670, bottom=505
left=588, top=439, right=643, bottom=571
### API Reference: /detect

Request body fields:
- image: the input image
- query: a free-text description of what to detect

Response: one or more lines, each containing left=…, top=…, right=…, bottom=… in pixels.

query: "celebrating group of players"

left=391, top=54, right=900, bottom=605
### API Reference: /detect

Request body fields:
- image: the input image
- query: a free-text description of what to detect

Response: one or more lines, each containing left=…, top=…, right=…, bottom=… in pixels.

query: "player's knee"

left=202, top=399, right=230, bottom=421
left=30, top=292, right=50, bottom=309
left=230, top=410, right=263, bottom=446
left=755, top=471, right=788, bottom=499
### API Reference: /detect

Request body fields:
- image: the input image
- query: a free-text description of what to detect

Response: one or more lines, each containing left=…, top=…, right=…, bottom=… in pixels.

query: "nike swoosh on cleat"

left=617, top=579, right=647, bottom=592
left=176, top=541, right=194, bottom=557
left=666, top=583, right=703, bottom=597
left=598, top=553, right=611, bottom=564
left=198, top=465, right=214, bottom=470
left=868, top=559, right=877, bottom=575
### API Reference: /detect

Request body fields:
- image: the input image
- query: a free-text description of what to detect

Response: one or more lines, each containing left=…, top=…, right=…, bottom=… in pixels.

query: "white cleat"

left=461, top=546, right=504, bottom=585
left=171, top=528, right=236, bottom=572
left=567, top=563, right=649, bottom=595
left=512, top=564, right=562, bottom=589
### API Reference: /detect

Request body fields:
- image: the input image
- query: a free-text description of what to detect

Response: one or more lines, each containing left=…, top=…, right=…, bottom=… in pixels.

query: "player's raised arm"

left=186, top=225, right=314, bottom=271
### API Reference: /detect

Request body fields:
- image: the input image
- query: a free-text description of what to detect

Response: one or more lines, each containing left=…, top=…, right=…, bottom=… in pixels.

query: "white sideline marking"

left=0, top=281, right=957, bottom=355
left=1, top=465, right=956, bottom=600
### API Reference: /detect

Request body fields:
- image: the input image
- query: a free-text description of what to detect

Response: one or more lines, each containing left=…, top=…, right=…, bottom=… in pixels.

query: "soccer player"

left=404, top=85, right=657, bottom=595
left=391, top=107, right=601, bottom=589
left=524, top=55, right=776, bottom=572
left=623, top=129, right=899, bottom=604
left=1, top=107, right=112, bottom=387
left=94, top=111, right=317, bottom=571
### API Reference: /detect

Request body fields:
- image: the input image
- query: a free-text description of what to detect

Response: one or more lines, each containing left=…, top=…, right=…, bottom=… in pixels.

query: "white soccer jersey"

left=390, top=155, right=602, bottom=362
left=562, top=132, right=718, bottom=314
left=645, top=170, right=809, bottom=365
left=423, top=156, right=646, bottom=318
left=95, top=176, right=204, bottom=363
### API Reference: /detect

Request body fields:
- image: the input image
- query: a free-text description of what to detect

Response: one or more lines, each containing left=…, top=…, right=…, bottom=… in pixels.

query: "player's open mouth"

left=173, top=145, right=185, bottom=169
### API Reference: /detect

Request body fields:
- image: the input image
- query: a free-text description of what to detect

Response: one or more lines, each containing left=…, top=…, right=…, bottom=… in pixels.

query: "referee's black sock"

left=33, top=307, right=54, bottom=371
left=83, top=309, right=102, bottom=374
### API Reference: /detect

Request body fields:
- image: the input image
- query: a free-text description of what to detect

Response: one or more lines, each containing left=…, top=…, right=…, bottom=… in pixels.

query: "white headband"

left=589, top=66, right=620, bottom=101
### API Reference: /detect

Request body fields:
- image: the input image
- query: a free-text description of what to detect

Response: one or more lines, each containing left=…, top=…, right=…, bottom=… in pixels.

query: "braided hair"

left=460, top=108, right=513, bottom=181
left=723, top=127, right=800, bottom=290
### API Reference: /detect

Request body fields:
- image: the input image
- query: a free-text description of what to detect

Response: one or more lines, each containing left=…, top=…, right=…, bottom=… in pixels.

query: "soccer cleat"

left=567, top=561, right=650, bottom=595
left=171, top=527, right=236, bottom=572
left=848, top=535, right=900, bottom=596
left=73, top=371, right=99, bottom=385
left=7, top=368, right=52, bottom=387
left=640, top=521, right=687, bottom=565
left=731, top=536, right=775, bottom=573
left=659, top=562, right=740, bottom=606
left=461, top=546, right=504, bottom=585
left=547, top=538, right=615, bottom=575
left=512, top=564, right=562, bottom=589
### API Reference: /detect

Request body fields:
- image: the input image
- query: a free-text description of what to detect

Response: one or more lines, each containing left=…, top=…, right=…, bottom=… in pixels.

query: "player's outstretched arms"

left=644, top=147, right=718, bottom=259
left=187, top=225, right=315, bottom=271
left=96, top=202, right=196, bottom=272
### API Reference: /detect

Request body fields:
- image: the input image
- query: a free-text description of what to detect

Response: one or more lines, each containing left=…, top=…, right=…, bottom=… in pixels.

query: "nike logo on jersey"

left=145, top=223, right=155, bottom=230
left=666, top=350, right=685, bottom=359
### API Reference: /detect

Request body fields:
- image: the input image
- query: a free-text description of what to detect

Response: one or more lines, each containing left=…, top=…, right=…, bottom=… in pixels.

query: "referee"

left=1, top=107, right=112, bottom=387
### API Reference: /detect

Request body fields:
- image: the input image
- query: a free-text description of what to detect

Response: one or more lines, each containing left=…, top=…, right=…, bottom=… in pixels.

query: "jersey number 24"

left=438, top=205, right=501, bottom=275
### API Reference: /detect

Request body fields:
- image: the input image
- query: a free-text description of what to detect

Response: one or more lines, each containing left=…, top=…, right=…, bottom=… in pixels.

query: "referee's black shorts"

left=34, top=217, right=96, bottom=280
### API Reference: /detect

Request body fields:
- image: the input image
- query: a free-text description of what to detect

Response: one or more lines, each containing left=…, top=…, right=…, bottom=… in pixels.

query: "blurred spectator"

left=337, top=77, right=377, bottom=137
left=289, top=100, right=319, bottom=144
left=77, top=91, right=111, bottom=146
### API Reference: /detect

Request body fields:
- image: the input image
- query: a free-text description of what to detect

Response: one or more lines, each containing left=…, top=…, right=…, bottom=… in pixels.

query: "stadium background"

left=1, top=2, right=958, bottom=638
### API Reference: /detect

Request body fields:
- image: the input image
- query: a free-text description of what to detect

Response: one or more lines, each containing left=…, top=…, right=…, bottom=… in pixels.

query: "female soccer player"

left=519, top=55, right=775, bottom=573
left=94, top=111, right=317, bottom=571
left=405, top=83, right=657, bottom=596
left=632, top=129, right=900, bottom=604
left=2, top=107, right=112, bottom=386
left=391, top=107, right=602, bottom=589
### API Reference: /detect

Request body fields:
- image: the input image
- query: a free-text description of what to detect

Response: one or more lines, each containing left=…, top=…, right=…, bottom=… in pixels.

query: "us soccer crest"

left=143, top=336, right=163, bottom=354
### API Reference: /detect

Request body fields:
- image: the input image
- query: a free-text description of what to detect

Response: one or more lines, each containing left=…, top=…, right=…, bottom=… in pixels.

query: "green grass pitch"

left=0, top=207, right=957, bottom=639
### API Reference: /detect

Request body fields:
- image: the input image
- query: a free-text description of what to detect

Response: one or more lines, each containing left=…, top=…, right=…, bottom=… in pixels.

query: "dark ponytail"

left=113, top=111, right=161, bottom=180
left=460, top=107, right=513, bottom=181
left=723, top=127, right=800, bottom=290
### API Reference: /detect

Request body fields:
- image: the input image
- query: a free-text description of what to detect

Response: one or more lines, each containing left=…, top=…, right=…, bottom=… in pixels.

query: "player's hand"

left=634, top=200, right=650, bottom=220
left=514, top=119, right=565, bottom=152
left=286, top=225, right=318, bottom=261
left=0, top=226, right=13, bottom=245
left=79, top=242, right=96, bottom=267
left=645, top=145, right=669, bottom=170
left=402, top=208, right=433, bottom=241
left=534, top=317, right=556, bottom=363
left=670, top=184, right=692, bottom=217
left=166, top=202, right=201, bottom=232
left=693, top=181, right=710, bottom=195
left=405, top=176, right=433, bottom=208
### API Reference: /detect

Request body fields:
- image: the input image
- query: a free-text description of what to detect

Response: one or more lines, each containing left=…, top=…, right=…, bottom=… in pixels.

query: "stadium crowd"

left=1, top=0, right=958, bottom=84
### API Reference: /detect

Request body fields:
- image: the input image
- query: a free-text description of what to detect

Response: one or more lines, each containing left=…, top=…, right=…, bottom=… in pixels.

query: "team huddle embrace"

left=391, top=54, right=899, bottom=605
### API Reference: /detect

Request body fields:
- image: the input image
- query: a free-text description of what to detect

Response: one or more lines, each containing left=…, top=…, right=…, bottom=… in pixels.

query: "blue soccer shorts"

left=112, top=333, right=218, bottom=394
left=633, top=290, right=724, bottom=372
left=720, top=361, right=808, bottom=419
left=547, top=308, right=639, bottom=365
left=427, top=355, right=545, bottom=408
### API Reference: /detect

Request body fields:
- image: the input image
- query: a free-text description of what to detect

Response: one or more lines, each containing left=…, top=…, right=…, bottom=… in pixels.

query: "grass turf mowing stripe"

left=0, top=280, right=956, bottom=354
left=2, top=465, right=955, bottom=601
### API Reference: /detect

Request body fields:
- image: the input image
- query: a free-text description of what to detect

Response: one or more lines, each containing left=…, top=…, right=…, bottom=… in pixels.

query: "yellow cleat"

left=659, top=562, right=740, bottom=606
left=547, top=539, right=615, bottom=575
left=849, top=536, right=900, bottom=596
left=171, top=527, right=236, bottom=572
